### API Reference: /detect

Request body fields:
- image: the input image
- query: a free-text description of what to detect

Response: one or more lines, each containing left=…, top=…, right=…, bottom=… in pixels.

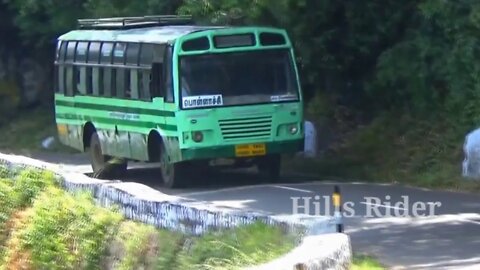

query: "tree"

left=85, top=0, right=184, bottom=17
left=4, top=0, right=87, bottom=54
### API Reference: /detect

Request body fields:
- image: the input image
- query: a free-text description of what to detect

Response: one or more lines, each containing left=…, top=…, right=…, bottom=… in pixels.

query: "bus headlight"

left=289, top=124, right=299, bottom=135
left=192, top=131, right=204, bottom=142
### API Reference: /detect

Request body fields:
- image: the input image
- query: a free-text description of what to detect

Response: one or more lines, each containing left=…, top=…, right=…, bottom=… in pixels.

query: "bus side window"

left=76, top=42, right=88, bottom=95
left=114, top=43, right=126, bottom=98
left=164, top=45, right=174, bottom=103
left=66, top=67, right=73, bottom=96
left=139, top=70, right=151, bottom=100
left=139, top=43, right=154, bottom=100
left=125, top=69, right=131, bottom=99
left=129, top=69, right=139, bottom=99
left=91, top=68, right=100, bottom=96
left=140, top=43, right=154, bottom=66
left=85, top=67, right=93, bottom=95
left=65, top=41, right=77, bottom=97
left=56, top=41, right=68, bottom=94
left=151, top=62, right=163, bottom=98
left=100, top=42, right=113, bottom=97
left=88, top=42, right=101, bottom=96
left=126, top=43, right=140, bottom=99
left=116, top=68, right=126, bottom=98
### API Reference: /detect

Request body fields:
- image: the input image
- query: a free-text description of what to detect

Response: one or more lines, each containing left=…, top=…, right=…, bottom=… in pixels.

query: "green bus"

left=54, top=15, right=304, bottom=188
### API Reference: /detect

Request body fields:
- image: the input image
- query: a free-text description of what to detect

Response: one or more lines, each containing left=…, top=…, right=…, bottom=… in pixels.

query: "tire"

left=160, top=142, right=188, bottom=188
left=89, top=132, right=127, bottom=179
left=258, top=154, right=282, bottom=182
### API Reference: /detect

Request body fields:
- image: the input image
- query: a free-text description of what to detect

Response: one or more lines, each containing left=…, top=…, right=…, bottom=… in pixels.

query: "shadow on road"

left=110, top=165, right=321, bottom=194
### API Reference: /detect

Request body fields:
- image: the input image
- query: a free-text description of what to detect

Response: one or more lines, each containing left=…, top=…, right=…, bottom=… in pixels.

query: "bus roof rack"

left=77, top=15, right=194, bottom=30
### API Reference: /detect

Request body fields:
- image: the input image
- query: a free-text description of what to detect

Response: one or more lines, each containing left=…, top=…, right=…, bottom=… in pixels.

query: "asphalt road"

left=18, top=151, right=480, bottom=270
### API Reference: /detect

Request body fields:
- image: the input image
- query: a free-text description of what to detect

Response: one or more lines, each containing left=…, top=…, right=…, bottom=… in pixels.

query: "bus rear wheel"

left=257, top=154, right=282, bottom=182
left=160, top=143, right=188, bottom=189
left=89, top=132, right=127, bottom=179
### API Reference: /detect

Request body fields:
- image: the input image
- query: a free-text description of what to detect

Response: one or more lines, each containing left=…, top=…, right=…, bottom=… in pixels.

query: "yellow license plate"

left=235, top=144, right=266, bottom=157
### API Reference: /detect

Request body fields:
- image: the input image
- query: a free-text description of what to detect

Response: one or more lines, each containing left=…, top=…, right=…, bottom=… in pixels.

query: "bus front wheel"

left=160, top=143, right=188, bottom=189
left=257, top=154, right=282, bottom=182
left=89, top=132, right=127, bottom=179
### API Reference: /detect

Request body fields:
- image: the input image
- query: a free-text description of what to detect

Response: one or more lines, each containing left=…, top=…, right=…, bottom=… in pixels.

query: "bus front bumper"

left=180, top=139, right=304, bottom=161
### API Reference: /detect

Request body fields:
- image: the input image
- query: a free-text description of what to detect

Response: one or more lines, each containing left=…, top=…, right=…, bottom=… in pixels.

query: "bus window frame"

left=64, top=41, right=78, bottom=97
left=87, top=41, right=102, bottom=96
left=138, top=43, right=155, bottom=101
left=177, top=47, right=301, bottom=110
left=113, top=42, right=127, bottom=98
left=163, top=44, right=174, bottom=103
left=55, top=41, right=68, bottom=94
left=75, top=41, right=89, bottom=95
left=100, top=41, right=115, bottom=97
left=56, top=39, right=168, bottom=102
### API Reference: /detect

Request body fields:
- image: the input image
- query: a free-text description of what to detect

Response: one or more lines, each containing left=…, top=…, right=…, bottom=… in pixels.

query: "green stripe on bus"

left=55, top=100, right=176, bottom=117
left=56, top=113, right=178, bottom=132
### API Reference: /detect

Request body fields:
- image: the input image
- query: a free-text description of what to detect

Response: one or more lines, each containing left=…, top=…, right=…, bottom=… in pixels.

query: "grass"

left=287, top=111, right=480, bottom=193
left=0, top=105, right=73, bottom=154
left=174, top=222, right=295, bottom=270
left=351, top=255, right=385, bottom=270
left=0, top=166, right=296, bottom=270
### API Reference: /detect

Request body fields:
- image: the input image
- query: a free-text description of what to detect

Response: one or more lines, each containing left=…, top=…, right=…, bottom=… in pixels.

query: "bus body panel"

left=54, top=25, right=305, bottom=167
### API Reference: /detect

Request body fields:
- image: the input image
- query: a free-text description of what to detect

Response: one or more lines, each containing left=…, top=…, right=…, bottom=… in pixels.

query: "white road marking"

left=401, top=257, right=480, bottom=270
left=177, top=184, right=316, bottom=197
left=272, top=185, right=313, bottom=193
left=460, top=218, right=480, bottom=226
left=176, top=184, right=273, bottom=197
left=347, top=214, right=480, bottom=234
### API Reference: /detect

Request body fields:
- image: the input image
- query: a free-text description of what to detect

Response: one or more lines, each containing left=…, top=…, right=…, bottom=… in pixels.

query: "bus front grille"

left=219, top=116, right=272, bottom=141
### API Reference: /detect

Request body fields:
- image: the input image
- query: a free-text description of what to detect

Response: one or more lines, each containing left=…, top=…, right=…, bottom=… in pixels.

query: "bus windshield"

left=179, top=49, right=299, bottom=109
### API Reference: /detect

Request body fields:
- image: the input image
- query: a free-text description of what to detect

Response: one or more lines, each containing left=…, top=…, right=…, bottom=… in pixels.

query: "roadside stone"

left=463, top=128, right=480, bottom=180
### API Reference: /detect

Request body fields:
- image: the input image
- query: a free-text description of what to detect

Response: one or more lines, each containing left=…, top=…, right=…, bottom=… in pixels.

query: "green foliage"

left=12, top=169, right=56, bottom=207
left=0, top=168, right=56, bottom=267
left=0, top=179, right=16, bottom=245
left=104, top=221, right=183, bottom=270
left=369, top=1, right=480, bottom=121
left=176, top=222, right=295, bottom=270
left=178, top=0, right=288, bottom=26
left=85, top=0, right=182, bottom=18
left=0, top=106, right=74, bottom=153
left=3, top=186, right=122, bottom=270
left=116, top=222, right=158, bottom=270
left=0, top=167, right=296, bottom=270
left=352, top=255, right=385, bottom=270
left=0, top=169, right=55, bottom=232
left=153, top=230, right=185, bottom=270
left=4, top=0, right=86, bottom=51
left=0, top=166, right=8, bottom=178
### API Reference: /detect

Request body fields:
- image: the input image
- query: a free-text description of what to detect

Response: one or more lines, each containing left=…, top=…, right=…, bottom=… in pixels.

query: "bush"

left=0, top=179, right=16, bottom=260
left=11, top=169, right=57, bottom=207
left=0, top=168, right=296, bottom=270
left=176, top=222, right=296, bottom=270
left=102, top=221, right=183, bottom=270
left=2, top=187, right=122, bottom=270
left=0, top=169, right=56, bottom=249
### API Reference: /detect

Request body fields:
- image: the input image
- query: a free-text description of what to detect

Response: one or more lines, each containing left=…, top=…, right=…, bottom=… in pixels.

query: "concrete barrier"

left=249, top=234, right=352, bottom=270
left=0, top=152, right=352, bottom=269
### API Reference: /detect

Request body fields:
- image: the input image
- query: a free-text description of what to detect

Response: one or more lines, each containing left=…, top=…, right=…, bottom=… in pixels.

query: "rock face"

left=0, top=49, right=48, bottom=114
left=463, top=128, right=480, bottom=180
